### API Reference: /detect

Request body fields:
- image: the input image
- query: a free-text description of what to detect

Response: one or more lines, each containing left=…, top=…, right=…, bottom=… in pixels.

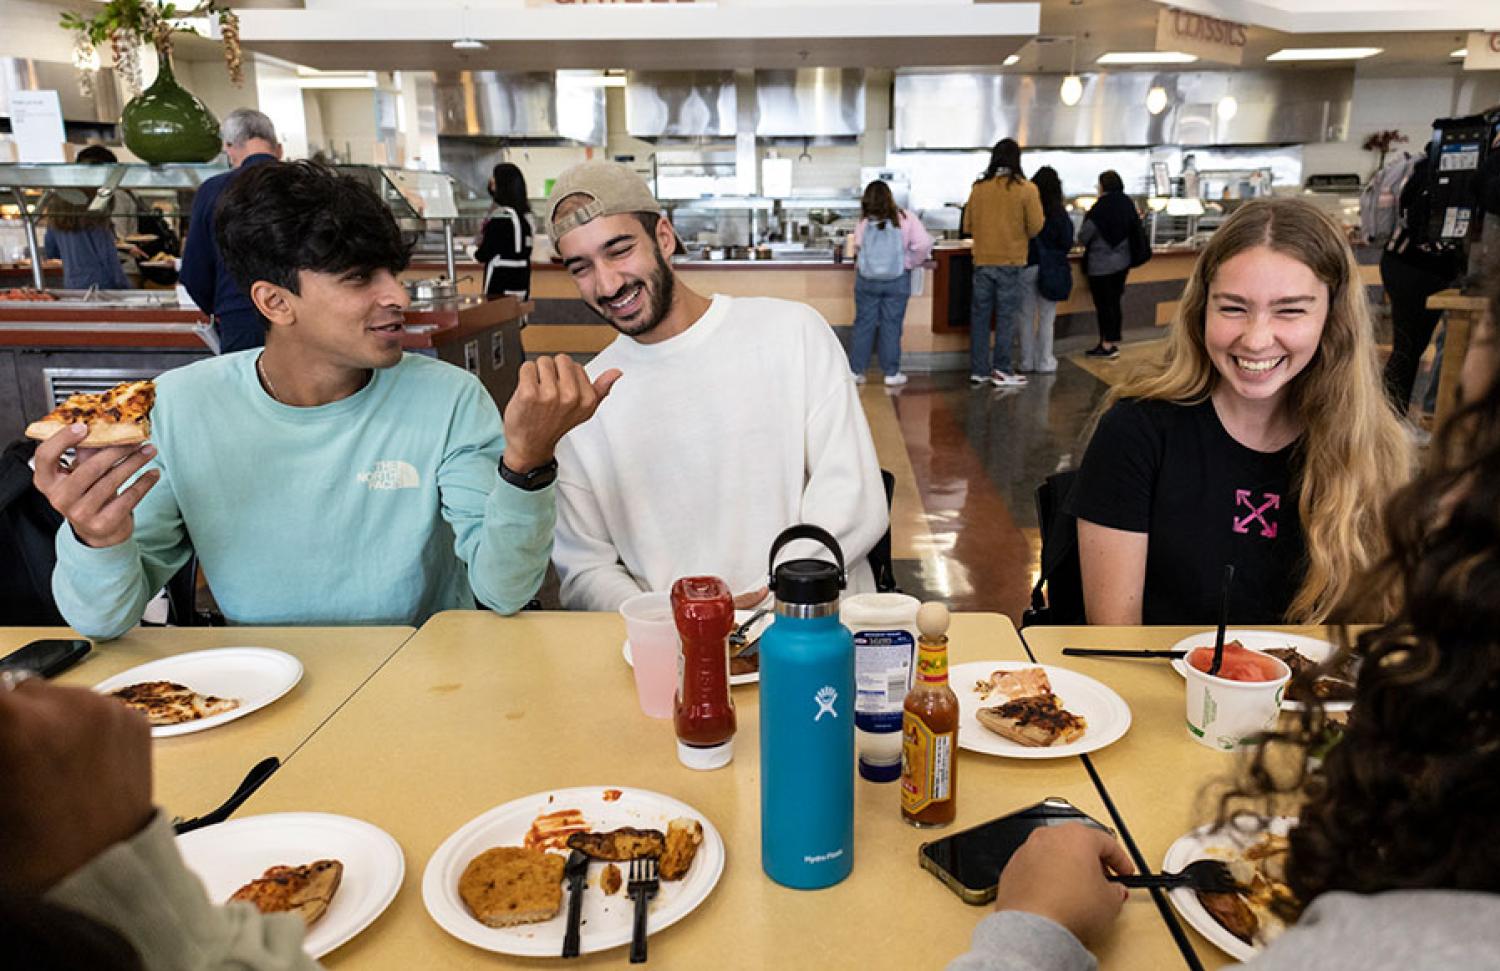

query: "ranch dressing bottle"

left=840, top=593, right=921, bottom=782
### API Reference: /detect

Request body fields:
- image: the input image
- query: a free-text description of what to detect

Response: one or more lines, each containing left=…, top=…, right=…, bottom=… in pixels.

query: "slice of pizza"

left=109, top=680, right=239, bottom=727
left=230, top=859, right=344, bottom=926
left=975, top=693, right=1088, bottom=747
left=25, top=380, right=155, bottom=448
left=974, top=666, right=1053, bottom=703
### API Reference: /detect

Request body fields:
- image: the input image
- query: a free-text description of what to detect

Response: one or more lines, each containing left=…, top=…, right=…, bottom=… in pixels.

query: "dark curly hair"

left=213, top=160, right=410, bottom=297
left=1221, top=263, right=1500, bottom=913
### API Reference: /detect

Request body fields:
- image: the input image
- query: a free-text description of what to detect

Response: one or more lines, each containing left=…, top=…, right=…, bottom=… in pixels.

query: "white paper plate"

left=93, top=647, right=304, bottom=737
left=1162, top=816, right=1298, bottom=963
left=622, top=609, right=769, bottom=687
left=422, top=786, right=725, bottom=957
left=1167, top=630, right=1351, bottom=713
left=952, top=660, right=1132, bottom=759
left=177, top=812, right=404, bottom=959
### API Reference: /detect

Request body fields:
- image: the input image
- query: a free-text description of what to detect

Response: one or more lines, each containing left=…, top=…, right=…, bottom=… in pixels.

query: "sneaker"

left=1085, top=344, right=1120, bottom=359
left=852, top=372, right=866, bottom=385
left=990, top=370, right=1028, bottom=387
left=969, top=374, right=989, bottom=386
left=883, top=372, right=908, bottom=387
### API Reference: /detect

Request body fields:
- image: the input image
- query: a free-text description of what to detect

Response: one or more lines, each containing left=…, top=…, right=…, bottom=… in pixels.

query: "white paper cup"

left=621, top=592, right=679, bottom=719
left=1182, top=649, right=1290, bottom=751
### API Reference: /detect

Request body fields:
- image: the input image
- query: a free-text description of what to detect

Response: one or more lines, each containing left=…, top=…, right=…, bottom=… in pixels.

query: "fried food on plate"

left=230, top=860, right=343, bottom=927
left=459, top=847, right=566, bottom=928
left=660, top=817, right=704, bottom=881
left=109, top=680, right=239, bottom=726
left=566, top=826, right=666, bottom=862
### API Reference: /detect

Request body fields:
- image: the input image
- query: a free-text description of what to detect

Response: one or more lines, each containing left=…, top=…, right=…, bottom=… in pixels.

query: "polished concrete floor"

left=863, top=342, right=1125, bottom=623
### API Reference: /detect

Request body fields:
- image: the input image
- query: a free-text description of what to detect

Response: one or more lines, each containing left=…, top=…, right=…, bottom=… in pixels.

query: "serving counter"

left=0, top=294, right=528, bottom=442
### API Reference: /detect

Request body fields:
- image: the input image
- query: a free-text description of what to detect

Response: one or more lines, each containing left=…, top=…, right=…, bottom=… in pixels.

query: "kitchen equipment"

left=404, top=277, right=462, bottom=301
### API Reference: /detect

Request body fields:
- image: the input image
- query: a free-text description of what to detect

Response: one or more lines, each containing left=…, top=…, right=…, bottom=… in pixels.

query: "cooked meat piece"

left=660, top=817, right=703, bottom=881
left=1198, top=889, right=1258, bottom=944
left=566, top=827, right=666, bottom=862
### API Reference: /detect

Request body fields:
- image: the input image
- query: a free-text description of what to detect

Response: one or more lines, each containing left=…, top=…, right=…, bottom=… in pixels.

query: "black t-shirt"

left=1068, top=398, right=1306, bottom=625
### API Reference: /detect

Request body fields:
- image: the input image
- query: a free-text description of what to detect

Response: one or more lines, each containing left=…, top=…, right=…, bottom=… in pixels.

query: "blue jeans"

left=970, top=264, right=1024, bottom=376
left=849, top=272, right=911, bottom=376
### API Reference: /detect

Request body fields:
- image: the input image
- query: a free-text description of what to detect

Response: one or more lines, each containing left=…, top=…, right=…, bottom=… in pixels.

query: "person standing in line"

left=1379, top=150, right=1462, bottom=415
left=475, top=162, right=535, bottom=301
left=42, top=145, right=134, bottom=291
left=1017, top=166, right=1075, bottom=374
left=1078, top=170, right=1143, bottom=359
left=847, top=179, right=934, bottom=387
left=963, top=139, right=1043, bottom=387
left=179, top=108, right=284, bottom=353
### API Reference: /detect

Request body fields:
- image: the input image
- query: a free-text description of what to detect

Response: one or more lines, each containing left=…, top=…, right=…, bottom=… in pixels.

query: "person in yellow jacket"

left=962, top=139, right=1044, bottom=387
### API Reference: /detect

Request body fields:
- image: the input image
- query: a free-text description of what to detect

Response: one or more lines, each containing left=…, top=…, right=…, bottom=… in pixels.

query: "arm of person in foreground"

left=947, top=824, right=1133, bottom=971
left=39, top=426, right=193, bottom=640
left=799, top=328, right=889, bottom=570
left=1077, top=519, right=1148, bottom=625
left=0, top=679, right=321, bottom=971
left=443, top=355, right=620, bottom=614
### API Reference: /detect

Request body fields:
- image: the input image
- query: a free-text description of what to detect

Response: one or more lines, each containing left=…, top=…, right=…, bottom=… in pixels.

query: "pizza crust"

left=26, top=417, right=149, bottom=448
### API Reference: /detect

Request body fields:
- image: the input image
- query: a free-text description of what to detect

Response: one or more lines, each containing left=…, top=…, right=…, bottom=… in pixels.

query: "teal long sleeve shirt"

left=53, top=351, right=553, bottom=639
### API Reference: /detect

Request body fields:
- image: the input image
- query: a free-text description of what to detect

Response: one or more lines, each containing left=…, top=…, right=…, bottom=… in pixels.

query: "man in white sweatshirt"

left=546, top=161, right=888, bottom=611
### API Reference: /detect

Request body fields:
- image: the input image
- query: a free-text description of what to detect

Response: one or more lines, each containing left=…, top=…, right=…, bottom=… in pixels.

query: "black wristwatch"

left=499, top=455, right=558, bottom=492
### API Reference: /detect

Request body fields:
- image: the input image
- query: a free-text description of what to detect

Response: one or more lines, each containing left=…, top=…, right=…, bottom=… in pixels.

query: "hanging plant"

left=60, top=0, right=245, bottom=95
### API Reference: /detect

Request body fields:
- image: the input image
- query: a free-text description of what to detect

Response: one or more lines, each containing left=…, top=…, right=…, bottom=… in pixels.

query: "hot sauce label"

left=900, top=714, right=954, bottom=814
left=915, top=642, right=949, bottom=684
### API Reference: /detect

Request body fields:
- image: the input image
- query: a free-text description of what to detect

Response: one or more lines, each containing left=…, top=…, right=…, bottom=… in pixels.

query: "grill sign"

left=1155, top=7, right=1248, bottom=66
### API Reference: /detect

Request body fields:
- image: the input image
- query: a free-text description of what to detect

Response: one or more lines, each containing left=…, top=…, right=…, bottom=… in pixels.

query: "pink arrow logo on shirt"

left=1233, top=490, right=1280, bottom=538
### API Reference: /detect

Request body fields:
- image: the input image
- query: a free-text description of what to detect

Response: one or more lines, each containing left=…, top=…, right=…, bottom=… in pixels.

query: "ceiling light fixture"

left=1003, top=54, right=1020, bottom=66
left=1266, top=47, right=1382, bottom=62
left=1146, top=85, right=1168, bottom=115
left=1216, top=95, right=1238, bottom=120
left=452, top=38, right=487, bottom=51
left=1096, top=51, right=1198, bottom=65
left=1451, top=48, right=1468, bottom=58
left=1060, top=35, right=1083, bottom=107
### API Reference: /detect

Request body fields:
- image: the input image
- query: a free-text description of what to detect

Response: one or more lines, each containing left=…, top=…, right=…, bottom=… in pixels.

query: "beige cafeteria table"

left=238, top=610, right=1190, bottom=969
left=3, top=626, right=414, bottom=822
left=1022, top=625, right=1332, bottom=970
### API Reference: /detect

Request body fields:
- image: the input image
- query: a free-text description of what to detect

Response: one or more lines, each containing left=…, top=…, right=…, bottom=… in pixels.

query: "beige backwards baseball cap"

left=545, top=160, right=664, bottom=243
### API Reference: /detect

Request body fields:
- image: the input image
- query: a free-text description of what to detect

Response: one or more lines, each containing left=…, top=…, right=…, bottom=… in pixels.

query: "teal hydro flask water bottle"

left=759, top=524, right=855, bottom=889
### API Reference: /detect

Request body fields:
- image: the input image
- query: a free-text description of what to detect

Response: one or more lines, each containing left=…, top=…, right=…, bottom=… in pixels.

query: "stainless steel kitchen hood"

left=893, top=69, right=1353, bottom=150
left=0, top=59, right=121, bottom=125
left=755, top=69, right=865, bottom=138
left=625, top=72, right=737, bottom=139
left=433, top=71, right=605, bottom=145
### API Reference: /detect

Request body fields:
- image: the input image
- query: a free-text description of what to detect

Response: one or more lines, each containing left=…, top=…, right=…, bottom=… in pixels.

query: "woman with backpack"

left=963, top=139, right=1044, bottom=387
left=848, top=179, right=934, bottom=386
left=1018, top=166, right=1075, bottom=374
left=1078, top=170, right=1145, bottom=359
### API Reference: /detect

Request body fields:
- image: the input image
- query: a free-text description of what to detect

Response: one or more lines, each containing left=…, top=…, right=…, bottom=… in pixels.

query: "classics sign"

left=1155, top=6, right=1248, bottom=66
left=1464, top=32, right=1500, bottom=71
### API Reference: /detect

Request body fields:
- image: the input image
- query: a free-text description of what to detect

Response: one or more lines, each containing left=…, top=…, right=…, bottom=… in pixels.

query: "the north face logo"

left=357, top=460, right=421, bottom=490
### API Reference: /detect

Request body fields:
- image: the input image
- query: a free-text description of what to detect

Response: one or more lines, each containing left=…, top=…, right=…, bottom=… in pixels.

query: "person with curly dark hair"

left=948, top=270, right=1500, bottom=969
left=35, top=160, right=620, bottom=638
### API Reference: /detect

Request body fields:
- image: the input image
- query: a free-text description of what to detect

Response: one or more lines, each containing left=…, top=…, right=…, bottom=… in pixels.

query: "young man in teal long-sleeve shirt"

left=34, top=161, right=620, bottom=639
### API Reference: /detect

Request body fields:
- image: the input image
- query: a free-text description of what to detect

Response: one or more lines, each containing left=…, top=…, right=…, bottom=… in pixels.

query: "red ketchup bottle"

left=671, top=576, right=737, bottom=770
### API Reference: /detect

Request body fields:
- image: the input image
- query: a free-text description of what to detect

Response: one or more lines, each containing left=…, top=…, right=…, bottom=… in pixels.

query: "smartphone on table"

left=0, top=639, right=92, bottom=678
left=919, top=796, right=1112, bottom=905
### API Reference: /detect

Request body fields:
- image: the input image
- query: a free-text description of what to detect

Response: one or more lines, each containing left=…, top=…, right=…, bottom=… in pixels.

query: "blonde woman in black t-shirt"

left=1069, top=198, right=1411, bottom=625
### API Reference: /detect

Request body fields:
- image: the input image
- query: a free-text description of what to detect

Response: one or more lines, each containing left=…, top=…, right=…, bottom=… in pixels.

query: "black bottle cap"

left=771, top=557, right=843, bottom=606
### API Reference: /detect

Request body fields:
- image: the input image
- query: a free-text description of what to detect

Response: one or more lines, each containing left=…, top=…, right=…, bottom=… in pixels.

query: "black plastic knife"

left=561, top=849, right=589, bottom=958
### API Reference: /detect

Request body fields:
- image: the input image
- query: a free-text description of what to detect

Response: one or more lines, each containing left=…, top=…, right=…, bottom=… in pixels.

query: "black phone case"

left=0, top=639, right=92, bottom=678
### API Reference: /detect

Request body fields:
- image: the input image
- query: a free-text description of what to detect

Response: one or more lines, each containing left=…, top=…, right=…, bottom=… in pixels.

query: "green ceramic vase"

left=121, top=48, right=221, bottom=165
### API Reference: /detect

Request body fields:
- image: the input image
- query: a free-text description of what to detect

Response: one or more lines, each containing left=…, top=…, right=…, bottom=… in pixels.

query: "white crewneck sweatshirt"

left=554, top=294, right=888, bottom=611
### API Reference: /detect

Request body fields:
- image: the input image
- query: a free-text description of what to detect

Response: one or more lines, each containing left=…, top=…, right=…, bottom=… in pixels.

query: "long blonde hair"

left=1100, top=197, right=1411, bottom=623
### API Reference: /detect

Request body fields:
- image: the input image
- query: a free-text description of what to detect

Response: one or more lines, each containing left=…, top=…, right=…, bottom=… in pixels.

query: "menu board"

left=8, top=91, right=66, bottom=163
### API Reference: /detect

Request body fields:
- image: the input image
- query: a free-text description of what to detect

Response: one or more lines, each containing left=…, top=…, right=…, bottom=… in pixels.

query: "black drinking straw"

left=1208, top=564, right=1235, bottom=676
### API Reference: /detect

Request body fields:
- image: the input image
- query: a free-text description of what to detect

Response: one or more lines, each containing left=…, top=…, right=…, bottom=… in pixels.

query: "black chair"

left=0, top=440, right=66, bottom=625
left=867, top=468, right=899, bottom=593
left=1022, top=470, right=1086, bottom=627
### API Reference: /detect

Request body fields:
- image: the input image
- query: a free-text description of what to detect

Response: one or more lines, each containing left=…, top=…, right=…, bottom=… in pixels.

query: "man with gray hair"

left=180, top=108, right=284, bottom=352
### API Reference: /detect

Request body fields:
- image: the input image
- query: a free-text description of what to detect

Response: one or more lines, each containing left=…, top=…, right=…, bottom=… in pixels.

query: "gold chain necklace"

left=256, top=354, right=282, bottom=403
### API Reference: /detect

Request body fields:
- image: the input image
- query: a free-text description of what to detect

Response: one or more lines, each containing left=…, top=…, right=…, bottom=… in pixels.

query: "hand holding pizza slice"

left=30, top=381, right=162, bottom=549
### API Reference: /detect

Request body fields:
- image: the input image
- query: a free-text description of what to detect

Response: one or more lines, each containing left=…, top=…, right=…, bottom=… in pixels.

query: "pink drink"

left=621, top=592, right=680, bottom=719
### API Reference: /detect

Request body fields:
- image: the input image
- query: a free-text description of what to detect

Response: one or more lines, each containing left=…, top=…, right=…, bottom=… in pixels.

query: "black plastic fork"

left=1108, top=859, right=1239, bottom=893
left=626, top=856, right=660, bottom=964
